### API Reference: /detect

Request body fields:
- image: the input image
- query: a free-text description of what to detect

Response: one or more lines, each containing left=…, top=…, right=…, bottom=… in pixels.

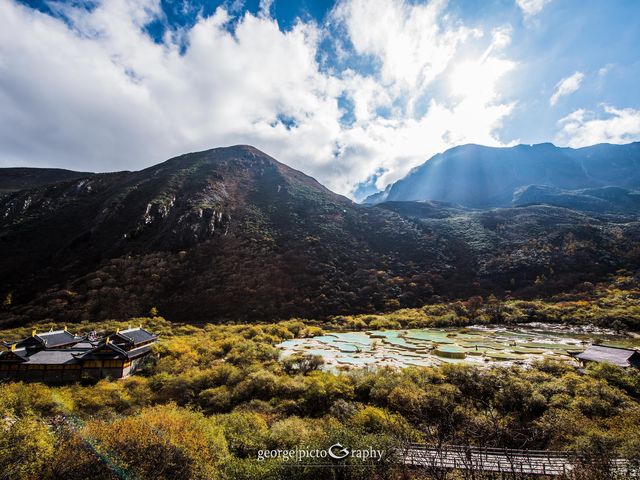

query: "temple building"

left=0, top=326, right=158, bottom=383
left=572, top=345, right=640, bottom=369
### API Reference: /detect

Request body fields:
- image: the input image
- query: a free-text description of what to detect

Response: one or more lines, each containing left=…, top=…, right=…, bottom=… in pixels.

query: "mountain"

left=1, top=145, right=639, bottom=325
left=364, top=142, right=640, bottom=212
left=0, top=167, right=93, bottom=197
left=512, top=185, right=640, bottom=214
left=363, top=184, right=392, bottom=205
left=0, top=146, right=439, bottom=324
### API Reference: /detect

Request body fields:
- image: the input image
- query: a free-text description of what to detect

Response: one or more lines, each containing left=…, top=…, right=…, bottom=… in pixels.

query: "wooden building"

left=0, top=326, right=158, bottom=383
left=572, top=345, right=640, bottom=369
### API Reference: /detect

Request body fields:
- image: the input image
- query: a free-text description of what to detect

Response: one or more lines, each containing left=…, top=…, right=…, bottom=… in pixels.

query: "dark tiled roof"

left=78, top=341, right=130, bottom=360
left=7, top=330, right=84, bottom=350
left=34, top=330, right=83, bottom=348
left=80, top=341, right=154, bottom=360
left=0, top=348, right=29, bottom=361
left=0, top=348, right=79, bottom=365
left=12, top=337, right=43, bottom=349
left=25, top=350, right=80, bottom=365
left=37, top=330, right=81, bottom=347
left=575, top=345, right=639, bottom=367
left=126, top=344, right=154, bottom=359
left=114, top=327, right=158, bottom=345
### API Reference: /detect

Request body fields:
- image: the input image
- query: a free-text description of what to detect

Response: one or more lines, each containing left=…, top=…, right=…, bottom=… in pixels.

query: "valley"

left=1, top=144, right=640, bottom=479
left=3, top=0, right=640, bottom=477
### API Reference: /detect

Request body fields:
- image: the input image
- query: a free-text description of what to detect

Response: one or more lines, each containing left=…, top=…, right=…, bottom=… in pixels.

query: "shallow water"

left=277, top=324, right=640, bottom=370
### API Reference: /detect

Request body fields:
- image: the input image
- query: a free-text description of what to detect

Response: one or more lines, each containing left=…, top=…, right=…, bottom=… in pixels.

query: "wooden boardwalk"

left=402, top=444, right=636, bottom=477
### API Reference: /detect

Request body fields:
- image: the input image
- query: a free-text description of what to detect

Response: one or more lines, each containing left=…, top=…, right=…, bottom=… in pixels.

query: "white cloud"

left=332, top=0, right=479, bottom=91
left=0, top=0, right=341, bottom=180
left=549, top=71, right=584, bottom=106
left=598, top=64, right=613, bottom=77
left=516, top=0, right=552, bottom=18
left=258, top=0, right=273, bottom=17
left=0, top=0, right=518, bottom=198
left=556, top=105, right=640, bottom=147
left=324, top=5, right=517, bottom=191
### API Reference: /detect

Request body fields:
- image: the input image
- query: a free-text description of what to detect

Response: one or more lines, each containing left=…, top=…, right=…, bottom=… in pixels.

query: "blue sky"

left=1, top=0, right=639, bottom=200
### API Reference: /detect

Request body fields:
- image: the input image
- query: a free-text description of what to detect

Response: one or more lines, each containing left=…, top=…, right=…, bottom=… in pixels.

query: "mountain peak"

left=365, top=141, right=640, bottom=209
left=203, top=144, right=272, bottom=158
left=154, top=144, right=278, bottom=169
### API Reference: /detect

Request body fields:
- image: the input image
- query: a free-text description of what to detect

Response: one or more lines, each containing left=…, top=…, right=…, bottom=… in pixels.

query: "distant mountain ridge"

left=364, top=142, right=640, bottom=213
left=513, top=185, right=640, bottom=214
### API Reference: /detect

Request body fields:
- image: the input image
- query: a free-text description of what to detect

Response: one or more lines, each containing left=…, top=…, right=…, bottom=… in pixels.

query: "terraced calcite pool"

left=278, top=324, right=640, bottom=370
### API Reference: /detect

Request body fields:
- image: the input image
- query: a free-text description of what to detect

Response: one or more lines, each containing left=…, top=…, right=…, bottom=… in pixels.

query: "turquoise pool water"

left=277, top=324, right=639, bottom=370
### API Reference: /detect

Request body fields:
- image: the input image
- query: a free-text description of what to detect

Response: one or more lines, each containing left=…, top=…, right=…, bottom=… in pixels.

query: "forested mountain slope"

left=1, top=146, right=639, bottom=325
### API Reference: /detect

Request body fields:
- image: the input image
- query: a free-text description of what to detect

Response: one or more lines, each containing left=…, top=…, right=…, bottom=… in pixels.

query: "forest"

left=1, top=271, right=639, bottom=479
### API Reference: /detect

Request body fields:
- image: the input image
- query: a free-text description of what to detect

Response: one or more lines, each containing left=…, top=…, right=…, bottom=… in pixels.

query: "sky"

left=0, top=0, right=639, bottom=200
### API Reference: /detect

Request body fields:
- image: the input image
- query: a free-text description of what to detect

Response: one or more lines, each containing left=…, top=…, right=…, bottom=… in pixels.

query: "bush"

left=83, top=404, right=228, bottom=480
left=281, top=353, right=324, bottom=375
left=368, top=318, right=401, bottom=330
left=216, top=411, right=269, bottom=457
left=0, top=416, right=55, bottom=480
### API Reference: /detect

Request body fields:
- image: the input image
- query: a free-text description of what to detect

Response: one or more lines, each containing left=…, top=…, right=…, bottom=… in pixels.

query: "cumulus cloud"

left=549, top=71, right=584, bottom=106
left=0, top=0, right=341, bottom=179
left=0, top=0, right=518, bottom=198
left=327, top=2, right=516, bottom=190
left=332, top=0, right=479, bottom=91
left=258, top=0, right=274, bottom=17
left=516, top=0, right=552, bottom=18
left=556, top=105, right=640, bottom=147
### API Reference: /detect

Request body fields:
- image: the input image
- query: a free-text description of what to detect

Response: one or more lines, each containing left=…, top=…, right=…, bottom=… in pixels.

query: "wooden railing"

left=401, top=444, right=637, bottom=477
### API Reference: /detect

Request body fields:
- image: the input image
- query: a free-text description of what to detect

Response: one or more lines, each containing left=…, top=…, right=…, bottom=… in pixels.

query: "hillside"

left=365, top=142, right=640, bottom=212
left=512, top=185, right=640, bottom=213
left=0, top=167, right=93, bottom=197
left=1, top=146, right=639, bottom=325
